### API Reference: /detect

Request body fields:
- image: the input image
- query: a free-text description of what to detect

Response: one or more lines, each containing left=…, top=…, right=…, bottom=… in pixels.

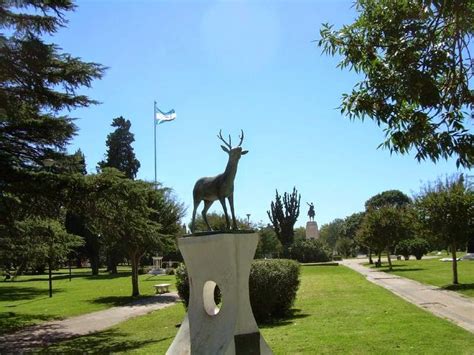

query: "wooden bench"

left=154, top=283, right=171, bottom=294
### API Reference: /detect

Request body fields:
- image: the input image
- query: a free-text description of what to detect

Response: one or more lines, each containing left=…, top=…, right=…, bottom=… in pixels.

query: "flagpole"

left=153, top=101, right=157, bottom=189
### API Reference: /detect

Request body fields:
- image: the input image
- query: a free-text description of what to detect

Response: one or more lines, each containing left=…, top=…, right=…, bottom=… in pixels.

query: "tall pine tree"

left=0, top=1, right=105, bottom=276
left=98, top=117, right=140, bottom=179
left=0, top=1, right=105, bottom=182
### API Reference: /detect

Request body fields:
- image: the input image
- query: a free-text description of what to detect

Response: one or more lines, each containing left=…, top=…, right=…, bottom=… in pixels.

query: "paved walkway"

left=0, top=292, right=179, bottom=352
left=342, top=259, right=474, bottom=333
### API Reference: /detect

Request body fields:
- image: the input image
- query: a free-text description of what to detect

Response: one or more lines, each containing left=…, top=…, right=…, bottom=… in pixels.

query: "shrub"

left=175, top=263, right=189, bottom=307
left=395, top=238, right=430, bottom=260
left=249, top=259, right=300, bottom=322
left=288, top=239, right=330, bottom=263
left=175, top=259, right=300, bottom=323
left=410, top=238, right=430, bottom=260
left=166, top=268, right=175, bottom=275
left=396, top=239, right=412, bottom=260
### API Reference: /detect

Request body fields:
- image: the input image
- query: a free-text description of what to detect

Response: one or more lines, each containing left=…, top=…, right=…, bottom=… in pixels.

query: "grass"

left=0, top=266, right=176, bottom=335
left=370, top=257, right=474, bottom=298
left=46, top=265, right=474, bottom=354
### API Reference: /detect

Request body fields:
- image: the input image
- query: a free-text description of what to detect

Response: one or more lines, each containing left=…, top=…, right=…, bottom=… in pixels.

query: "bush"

left=288, top=239, right=330, bottom=263
left=165, top=268, right=175, bottom=275
left=175, top=263, right=189, bottom=307
left=410, top=238, right=430, bottom=260
left=175, top=259, right=300, bottom=323
left=395, top=238, right=430, bottom=260
left=395, top=239, right=412, bottom=260
left=249, top=259, right=300, bottom=322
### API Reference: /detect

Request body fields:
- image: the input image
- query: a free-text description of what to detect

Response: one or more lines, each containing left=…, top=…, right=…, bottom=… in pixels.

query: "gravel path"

left=341, top=259, right=474, bottom=333
left=0, top=292, right=179, bottom=352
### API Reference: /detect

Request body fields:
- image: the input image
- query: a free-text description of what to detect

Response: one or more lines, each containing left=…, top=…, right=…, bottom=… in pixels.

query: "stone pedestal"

left=305, top=221, right=320, bottom=239
left=166, top=232, right=272, bottom=355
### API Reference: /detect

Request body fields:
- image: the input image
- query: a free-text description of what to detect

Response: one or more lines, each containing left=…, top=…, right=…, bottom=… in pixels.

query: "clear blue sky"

left=56, top=0, right=469, bottom=227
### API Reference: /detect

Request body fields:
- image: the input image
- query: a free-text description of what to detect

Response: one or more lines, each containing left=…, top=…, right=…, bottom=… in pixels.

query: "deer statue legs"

left=228, top=194, right=238, bottom=230
left=201, top=200, right=213, bottom=230
left=191, top=195, right=239, bottom=233
left=219, top=198, right=230, bottom=230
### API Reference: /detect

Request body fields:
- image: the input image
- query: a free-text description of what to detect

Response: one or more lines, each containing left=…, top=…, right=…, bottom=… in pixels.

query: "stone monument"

left=305, top=202, right=320, bottom=239
left=167, top=233, right=272, bottom=354
left=167, top=131, right=272, bottom=354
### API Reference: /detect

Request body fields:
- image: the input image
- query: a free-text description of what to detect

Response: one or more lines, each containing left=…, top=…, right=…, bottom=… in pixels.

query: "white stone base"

left=166, top=233, right=272, bottom=355
left=461, top=253, right=474, bottom=260
left=305, top=221, right=320, bottom=239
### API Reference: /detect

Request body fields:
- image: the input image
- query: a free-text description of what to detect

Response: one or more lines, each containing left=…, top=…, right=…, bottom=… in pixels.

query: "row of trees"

left=0, top=1, right=184, bottom=297
left=319, top=178, right=473, bottom=285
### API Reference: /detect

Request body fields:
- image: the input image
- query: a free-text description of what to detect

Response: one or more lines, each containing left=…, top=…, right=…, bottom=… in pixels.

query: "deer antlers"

left=217, top=129, right=245, bottom=148
left=238, top=130, right=244, bottom=147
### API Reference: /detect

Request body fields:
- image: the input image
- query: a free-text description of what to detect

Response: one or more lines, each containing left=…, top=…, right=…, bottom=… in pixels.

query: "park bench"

left=154, top=283, right=171, bottom=294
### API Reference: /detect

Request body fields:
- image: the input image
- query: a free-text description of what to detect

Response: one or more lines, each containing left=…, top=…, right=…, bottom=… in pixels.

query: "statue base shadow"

left=166, top=232, right=272, bottom=355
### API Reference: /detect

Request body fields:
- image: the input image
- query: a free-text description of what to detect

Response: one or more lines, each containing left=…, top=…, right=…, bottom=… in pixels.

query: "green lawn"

left=371, top=258, right=474, bottom=298
left=0, top=267, right=176, bottom=335
left=46, top=265, right=474, bottom=354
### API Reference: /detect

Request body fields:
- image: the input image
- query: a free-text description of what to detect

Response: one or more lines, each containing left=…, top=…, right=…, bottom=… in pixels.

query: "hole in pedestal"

left=203, top=280, right=222, bottom=316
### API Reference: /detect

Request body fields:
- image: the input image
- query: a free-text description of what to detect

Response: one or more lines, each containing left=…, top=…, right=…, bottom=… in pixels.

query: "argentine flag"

left=155, top=108, right=176, bottom=124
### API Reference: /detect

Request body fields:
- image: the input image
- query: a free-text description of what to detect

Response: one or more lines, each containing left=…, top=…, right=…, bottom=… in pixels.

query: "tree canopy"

left=0, top=0, right=105, bottom=182
left=75, top=169, right=184, bottom=296
left=319, top=0, right=474, bottom=167
left=365, top=190, right=411, bottom=210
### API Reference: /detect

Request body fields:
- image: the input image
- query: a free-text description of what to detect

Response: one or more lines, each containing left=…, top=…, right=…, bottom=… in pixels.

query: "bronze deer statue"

left=191, top=130, right=248, bottom=233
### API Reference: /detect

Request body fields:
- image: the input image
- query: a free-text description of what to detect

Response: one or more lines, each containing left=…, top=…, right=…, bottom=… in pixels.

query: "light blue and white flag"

left=155, top=107, right=176, bottom=124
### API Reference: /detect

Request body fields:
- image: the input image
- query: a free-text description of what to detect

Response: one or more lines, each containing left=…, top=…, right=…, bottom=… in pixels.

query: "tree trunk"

left=107, top=251, right=118, bottom=274
left=378, top=252, right=382, bottom=264
left=451, top=242, right=458, bottom=285
left=368, top=249, right=373, bottom=264
left=90, top=254, right=100, bottom=276
left=130, top=252, right=140, bottom=297
left=387, top=249, right=392, bottom=271
left=48, top=259, right=53, bottom=298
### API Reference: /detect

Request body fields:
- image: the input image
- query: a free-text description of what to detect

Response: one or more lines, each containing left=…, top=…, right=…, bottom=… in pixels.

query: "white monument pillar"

left=167, top=232, right=272, bottom=355
left=305, top=221, right=320, bottom=239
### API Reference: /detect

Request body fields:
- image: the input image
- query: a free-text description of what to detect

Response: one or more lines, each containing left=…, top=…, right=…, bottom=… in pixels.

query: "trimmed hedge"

left=289, top=239, right=331, bottom=263
left=175, top=259, right=300, bottom=323
left=249, top=259, right=300, bottom=322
